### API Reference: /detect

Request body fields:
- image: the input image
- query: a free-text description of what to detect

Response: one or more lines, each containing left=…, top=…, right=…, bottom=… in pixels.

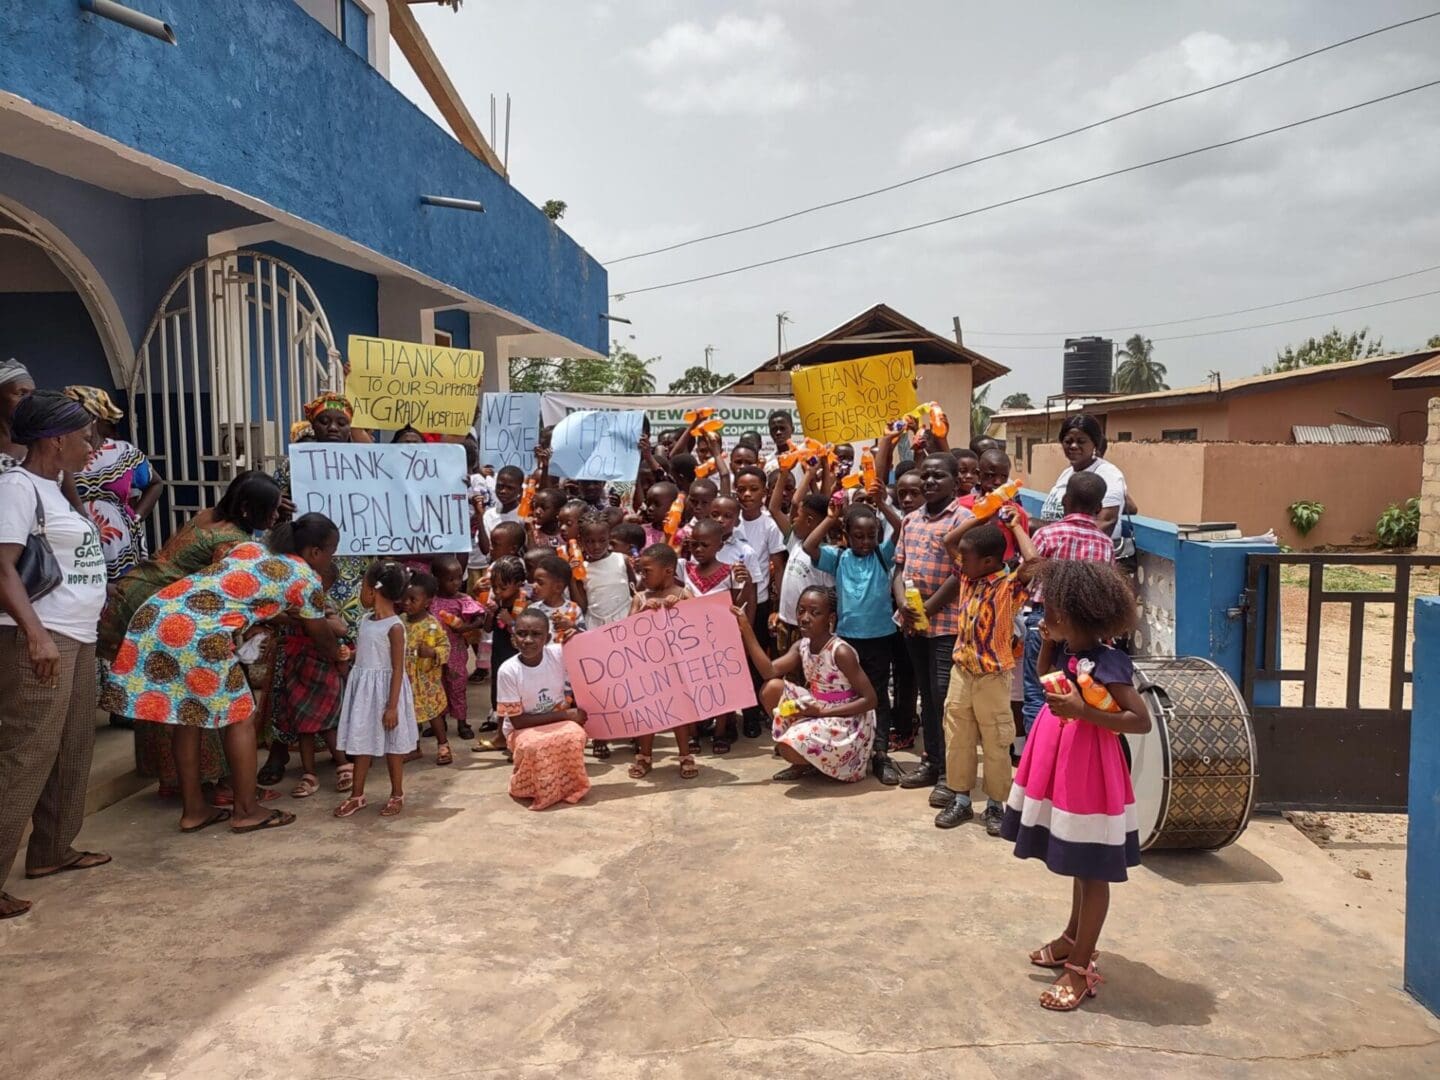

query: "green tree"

left=612, top=345, right=657, bottom=394
left=1000, top=392, right=1033, bottom=410
left=1426, top=333, right=1440, bottom=349
left=1268, top=326, right=1384, bottom=373
left=1114, top=334, right=1168, bottom=393
left=971, top=384, right=994, bottom=438
left=541, top=199, right=567, bottom=221
left=510, top=340, right=659, bottom=394
left=669, top=366, right=735, bottom=394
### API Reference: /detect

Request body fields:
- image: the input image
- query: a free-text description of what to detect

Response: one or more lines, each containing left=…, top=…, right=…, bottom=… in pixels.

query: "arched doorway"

left=131, top=250, right=343, bottom=537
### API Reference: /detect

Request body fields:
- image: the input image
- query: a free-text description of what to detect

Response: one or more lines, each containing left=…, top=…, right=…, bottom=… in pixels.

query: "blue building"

left=0, top=0, right=606, bottom=529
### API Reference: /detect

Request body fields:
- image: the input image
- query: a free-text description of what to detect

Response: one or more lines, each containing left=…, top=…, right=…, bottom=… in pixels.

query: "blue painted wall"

left=1407, top=596, right=1440, bottom=1017
left=0, top=292, right=112, bottom=392
left=433, top=309, right=471, bottom=349
left=248, top=241, right=379, bottom=352
left=1, top=0, right=607, bottom=354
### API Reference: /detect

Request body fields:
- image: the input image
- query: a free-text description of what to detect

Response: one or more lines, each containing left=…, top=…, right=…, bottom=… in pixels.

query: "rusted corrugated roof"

left=1292, top=423, right=1391, bottom=444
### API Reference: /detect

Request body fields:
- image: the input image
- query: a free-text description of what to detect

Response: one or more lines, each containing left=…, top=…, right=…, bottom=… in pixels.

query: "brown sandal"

left=25, top=851, right=112, bottom=879
left=628, top=753, right=652, bottom=779
left=0, top=891, right=32, bottom=920
left=380, top=795, right=404, bottom=817
left=678, top=754, right=699, bottom=780
left=436, top=744, right=453, bottom=766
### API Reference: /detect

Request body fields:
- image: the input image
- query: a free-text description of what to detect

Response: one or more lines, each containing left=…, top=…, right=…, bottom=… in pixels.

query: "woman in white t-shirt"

left=1038, top=414, right=1132, bottom=542
left=0, top=391, right=111, bottom=920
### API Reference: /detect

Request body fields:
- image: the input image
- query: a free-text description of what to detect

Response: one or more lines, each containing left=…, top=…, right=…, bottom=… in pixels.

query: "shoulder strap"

left=13, top=472, right=48, bottom=534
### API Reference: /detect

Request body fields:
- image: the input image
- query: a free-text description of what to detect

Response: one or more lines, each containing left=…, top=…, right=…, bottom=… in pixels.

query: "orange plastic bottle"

left=663, top=493, right=686, bottom=536
left=517, top=476, right=538, bottom=520
left=968, top=479, right=1022, bottom=521
left=927, top=402, right=950, bottom=438
left=1075, top=659, right=1121, bottom=712
left=567, top=539, right=588, bottom=581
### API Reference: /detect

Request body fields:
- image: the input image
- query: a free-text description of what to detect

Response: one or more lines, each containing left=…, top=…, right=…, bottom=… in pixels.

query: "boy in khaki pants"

left=936, top=512, right=1038, bottom=834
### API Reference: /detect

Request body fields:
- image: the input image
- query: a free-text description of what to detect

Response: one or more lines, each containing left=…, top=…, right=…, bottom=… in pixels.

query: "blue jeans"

left=1021, top=606, right=1045, bottom=733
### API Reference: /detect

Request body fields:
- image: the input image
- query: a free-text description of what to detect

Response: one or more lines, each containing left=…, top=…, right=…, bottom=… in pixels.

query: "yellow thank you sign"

left=346, top=334, right=485, bottom=436
left=790, top=351, right=917, bottom=444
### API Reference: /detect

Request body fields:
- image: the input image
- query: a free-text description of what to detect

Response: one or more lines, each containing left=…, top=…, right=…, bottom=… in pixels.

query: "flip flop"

left=179, top=809, right=232, bottom=834
left=25, top=851, right=112, bottom=878
left=0, top=892, right=33, bottom=920
left=230, top=808, right=296, bottom=834
left=256, top=759, right=287, bottom=786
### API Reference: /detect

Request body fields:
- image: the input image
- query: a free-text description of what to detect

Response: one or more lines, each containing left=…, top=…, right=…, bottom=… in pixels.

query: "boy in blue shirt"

left=804, top=495, right=905, bottom=785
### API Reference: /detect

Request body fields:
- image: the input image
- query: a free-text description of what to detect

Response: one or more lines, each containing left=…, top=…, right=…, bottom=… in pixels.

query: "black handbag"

left=14, top=474, right=64, bottom=602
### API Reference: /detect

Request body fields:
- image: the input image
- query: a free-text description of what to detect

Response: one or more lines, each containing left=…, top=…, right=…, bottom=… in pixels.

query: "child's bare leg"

left=431, top=717, right=449, bottom=747
left=630, top=734, right=654, bottom=777
left=350, top=754, right=373, bottom=799
left=674, top=725, right=698, bottom=777
left=1030, top=878, right=1082, bottom=965
left=1045, top=879, right=1109, bottom=1002
left=320, top=729, right=347, bottom=767
left=778, top=743, right=811, bottom=768
left=385, top=753, right=405, bottom=799
left=297, top=733, right=317, bottom=778
left=759, top=679, right=785, bottom=714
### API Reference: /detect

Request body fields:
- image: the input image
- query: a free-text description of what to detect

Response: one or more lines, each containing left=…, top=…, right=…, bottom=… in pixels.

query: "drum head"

left=1125, top=726, right=1167, bottom=850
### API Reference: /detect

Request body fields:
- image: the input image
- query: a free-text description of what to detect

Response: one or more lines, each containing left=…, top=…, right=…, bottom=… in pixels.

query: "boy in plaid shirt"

left=936, top=512, right=1040, bottom=834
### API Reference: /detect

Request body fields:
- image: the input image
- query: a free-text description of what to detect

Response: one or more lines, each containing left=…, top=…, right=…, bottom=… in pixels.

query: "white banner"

left=540, top=392, right=799, bottom=451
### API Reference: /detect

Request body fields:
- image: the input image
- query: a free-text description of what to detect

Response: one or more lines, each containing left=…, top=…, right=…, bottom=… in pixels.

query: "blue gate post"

left=1406, top=596, right=1440, bottom=1016
left=1176, top=539, right=1280, bottom=702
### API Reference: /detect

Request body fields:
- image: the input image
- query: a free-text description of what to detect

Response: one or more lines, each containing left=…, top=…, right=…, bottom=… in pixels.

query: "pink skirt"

left=999, top=705, right=1140, bottom=882
left=507, top=721, right=590, bottom=810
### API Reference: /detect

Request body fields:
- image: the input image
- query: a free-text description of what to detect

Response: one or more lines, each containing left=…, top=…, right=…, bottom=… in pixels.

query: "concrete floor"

left=4, top=723, right=1439, bottom=1079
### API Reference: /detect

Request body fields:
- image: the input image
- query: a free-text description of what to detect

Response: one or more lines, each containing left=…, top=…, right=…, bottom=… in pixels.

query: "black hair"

left=952, top=447, right=979, bottom=463
left=523, top=545, right=552, bottom=565
left=845, top=504, right=879, bottom=528
left=920, top=452, right=959, bottom=476
left=268, top=512, right=338, bottom=556
left=639, top=542, right=679, bottom=568
left=799, top=493, right=829, bottom=518
left=646, top=479, right=679, bottom=502
left=969, top=435, right=1001, bottom=456
left=691, top=517, right=724, bottom=541
left=536, top=487, right=567, bottom=510
left=612, top=522, right=646, bottom=551
left=580, top=510, right=611, bottom=535
left=365, top=560, right=409, bottom=601
left=738, top=430, right=764, bottom=450
left=432, top=552, right=464, bottom=576
left=514, top=607, right=551, bottom=632
left=659, top=427, right=686, bottom=443
left=1036, top=560, right=1137, bottom=641
left=491, top=555, right=527, bottom=587
left=688, top=478, right=719, bottom=498
left=893, top=460, right=918, bottom=480
left=711, top=494, right=740, bottom=512
left=798, top=584, right=837, bottom=613
left=391, top=425, right=423, bottom=443
left=768, top=409, right=793, bottom=425
left=959, top=521, right=1007, bottom=562
left=669, top=452, right=697, bottom=485
left=561, top=498, right=589, bottom=515
left=537, top=553, right=573, bottom=584
left=214, top=471, right=282, bottom=533
left=490, top=520, right=527, bottom=548
left=496, top=464, right=525, bottom=485
left=1058, top=413, right=1107, bottom=455
left=733, top=465, right=767, bottom=486
left=1065, top=471, right=1107, bottom=515
left=408, top=570, right=439, bottom=599
left=979, top=447, right=1011, bottom=469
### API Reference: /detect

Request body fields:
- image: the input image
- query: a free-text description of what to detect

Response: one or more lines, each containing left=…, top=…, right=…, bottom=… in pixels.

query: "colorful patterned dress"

left=431, top=593, right=482, bottom=722
left=102, top=542, right=326, bottom=729
left=75, top=438, right=154, bottom=580
left=1001, top=643, right=1141, bottom=882
left=96, top=516, right=250, bottom=786
left=772, top=636, right=876, bottom=782
left=404, top=613, right=450, bottom=726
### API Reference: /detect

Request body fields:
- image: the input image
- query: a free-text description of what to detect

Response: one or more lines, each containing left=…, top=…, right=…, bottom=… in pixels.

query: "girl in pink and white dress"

left=1001, top=559, right=1151, bottom=1013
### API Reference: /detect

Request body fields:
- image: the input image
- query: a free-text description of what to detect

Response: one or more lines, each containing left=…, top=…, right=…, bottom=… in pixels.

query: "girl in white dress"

left=335, top=562, right=417, bottom=818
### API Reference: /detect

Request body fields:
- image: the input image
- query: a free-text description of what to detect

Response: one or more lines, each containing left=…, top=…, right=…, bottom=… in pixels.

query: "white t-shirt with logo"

left=495, top=643, right=571, bottom=738
left=0, top=470, right=108, bottom=644
left=777, top=533, right=836, bottom=627
left=734, top=511, right=786, bottom=604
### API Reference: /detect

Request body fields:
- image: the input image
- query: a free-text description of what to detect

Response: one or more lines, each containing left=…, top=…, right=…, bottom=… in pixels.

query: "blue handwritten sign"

left=288, top=443, right=470, bottom=556
left=478, top=392, right=540, bottom=473
left=548, top=409, right=644, bottom=482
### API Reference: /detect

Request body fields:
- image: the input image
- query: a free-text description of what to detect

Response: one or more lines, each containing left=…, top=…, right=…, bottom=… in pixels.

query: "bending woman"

left=102, top=513, right=343, bottom=834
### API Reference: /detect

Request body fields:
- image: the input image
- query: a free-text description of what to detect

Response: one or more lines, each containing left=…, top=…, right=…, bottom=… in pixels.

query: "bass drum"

left=1126, top=657, right=1258, bottom=851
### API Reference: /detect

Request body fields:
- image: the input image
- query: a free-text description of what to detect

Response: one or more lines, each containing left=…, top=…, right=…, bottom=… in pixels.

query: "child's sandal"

left=334, top=763, right=355, bottom=792
left=1030, top=932, right=1075, bottom=968
left=436, top=745, right=453, bottom=766
left=678, top=754, right=699, bottom=780
left=1039, top=961, right=1102, bottom=1012
left=628, top=754, right=652, bottom=779
left=380, top=795, right=404, bottom=817
left=333, top=795, right=367, bottom=818
left=592, top=740, right=612, bottom=760
left=290, top=773, right=319, bottom=799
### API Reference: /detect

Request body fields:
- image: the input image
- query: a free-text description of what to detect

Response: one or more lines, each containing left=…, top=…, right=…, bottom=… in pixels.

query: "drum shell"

left=1128, top=657, right=1258, bottom=851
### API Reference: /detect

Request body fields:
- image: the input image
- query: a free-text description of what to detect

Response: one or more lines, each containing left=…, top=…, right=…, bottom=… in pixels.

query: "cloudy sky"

left=390, top=0, right=1440, bottom=404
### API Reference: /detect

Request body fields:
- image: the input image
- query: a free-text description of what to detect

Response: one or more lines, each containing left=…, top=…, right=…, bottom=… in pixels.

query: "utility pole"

left=952, top=315, right=964, bottom=347
left=777, top=312, right=791, bottom=359
left=704, top=345, right=714, bottom=371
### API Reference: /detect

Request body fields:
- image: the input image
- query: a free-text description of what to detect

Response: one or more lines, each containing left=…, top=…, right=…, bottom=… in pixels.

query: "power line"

left=963, top=286, right=1440, bottom=350
left=969, top=263, right=1440, bottom=337
left=603, top=10, right=1440, bottom=265
left=611, top=77, right=1440, bottom=298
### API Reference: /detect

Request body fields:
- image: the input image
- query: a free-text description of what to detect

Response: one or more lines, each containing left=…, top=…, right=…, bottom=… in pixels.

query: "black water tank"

left=1063, top=337, right=1114, bottom=395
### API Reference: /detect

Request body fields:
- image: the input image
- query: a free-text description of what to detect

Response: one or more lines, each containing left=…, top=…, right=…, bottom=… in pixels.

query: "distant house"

left=995, top=349, right=1440, bottom=549
left=727, top=303, right=1008, bottom=446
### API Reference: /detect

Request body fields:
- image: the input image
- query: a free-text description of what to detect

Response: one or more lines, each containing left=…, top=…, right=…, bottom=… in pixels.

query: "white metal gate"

left=131, top=250, right=344, bottom=540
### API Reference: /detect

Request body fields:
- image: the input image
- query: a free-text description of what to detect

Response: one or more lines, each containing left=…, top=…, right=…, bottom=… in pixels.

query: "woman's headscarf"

left=63, top=385, right=124, bottom=423
left=289, top=420, right=314, bottom=443
left=11, top=390, right=94, bottom=444
left=0, top=359, right=31, bottom=388
left=303, top=393, right=354, bottom=422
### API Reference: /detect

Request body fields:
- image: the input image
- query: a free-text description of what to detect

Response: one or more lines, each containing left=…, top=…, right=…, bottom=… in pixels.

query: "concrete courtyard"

left=3, top=726, right=1439, bottom=1079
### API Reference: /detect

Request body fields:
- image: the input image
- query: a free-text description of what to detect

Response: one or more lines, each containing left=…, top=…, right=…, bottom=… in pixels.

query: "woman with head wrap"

left=0, top=391, right=111, bottom=919
left=260, top=392, right=367, bottom=787
left=63, top=386, right=165, bottom=581
left=0, top=358, right=36, bottom=471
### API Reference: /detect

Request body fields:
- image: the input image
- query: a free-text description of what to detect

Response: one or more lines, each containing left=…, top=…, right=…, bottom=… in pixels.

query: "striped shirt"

left=953, top=568, right=1029, bottom=675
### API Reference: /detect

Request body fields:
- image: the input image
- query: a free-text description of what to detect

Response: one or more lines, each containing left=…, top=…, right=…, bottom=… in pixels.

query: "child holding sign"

left=627, top=544, right=698, bottom=779
left=496, top=608, right=590, bottom=810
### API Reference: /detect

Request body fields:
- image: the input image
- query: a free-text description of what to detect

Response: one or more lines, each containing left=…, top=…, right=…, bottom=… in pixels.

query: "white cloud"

left=633, top=12, right=824, bottom=115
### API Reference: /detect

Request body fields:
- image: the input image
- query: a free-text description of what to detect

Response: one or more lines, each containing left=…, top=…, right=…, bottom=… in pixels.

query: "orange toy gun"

left=436, top=609, right=465, bottom=631
left=663, top=493, right=686, bottom=538
left=969, top=478, right=1023, bottom=521
left=517, top=476, right=538, bottom=520
left=567, top=539, right=587, bottom=581
left=776, top=436, right=826, bottom=471
left=684, top=408, right=725, bottom=438
left=696, top=456, right=720, bottom=478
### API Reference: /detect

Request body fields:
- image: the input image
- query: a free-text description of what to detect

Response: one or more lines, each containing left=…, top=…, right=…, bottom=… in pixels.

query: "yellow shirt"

left=404, top=614, right=450, bottom=724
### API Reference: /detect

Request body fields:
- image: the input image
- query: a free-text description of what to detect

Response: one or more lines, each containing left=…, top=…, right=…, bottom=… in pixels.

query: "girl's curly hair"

left=1036, top=559, right=1137, bottom=642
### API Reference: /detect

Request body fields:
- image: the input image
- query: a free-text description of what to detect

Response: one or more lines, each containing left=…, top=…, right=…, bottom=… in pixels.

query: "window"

left=340, top=0, right=369, bottom=59
left=433, top=329, right=454, bottom=348
left=1161, top=428, right=1198, bottom=442
left=1116, top=431, right=1132, bottom=442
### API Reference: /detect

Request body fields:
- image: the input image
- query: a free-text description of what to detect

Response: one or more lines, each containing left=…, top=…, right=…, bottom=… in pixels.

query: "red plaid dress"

left=1031, top=513, right=1114, bottom=603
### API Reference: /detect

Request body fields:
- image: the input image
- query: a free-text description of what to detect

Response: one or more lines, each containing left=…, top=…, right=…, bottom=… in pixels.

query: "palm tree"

left=1115, top=334, right=1168, bottom=393
left=611, top=346, right=657, bottom=394
left=971, top=384, right=994, bottom=438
